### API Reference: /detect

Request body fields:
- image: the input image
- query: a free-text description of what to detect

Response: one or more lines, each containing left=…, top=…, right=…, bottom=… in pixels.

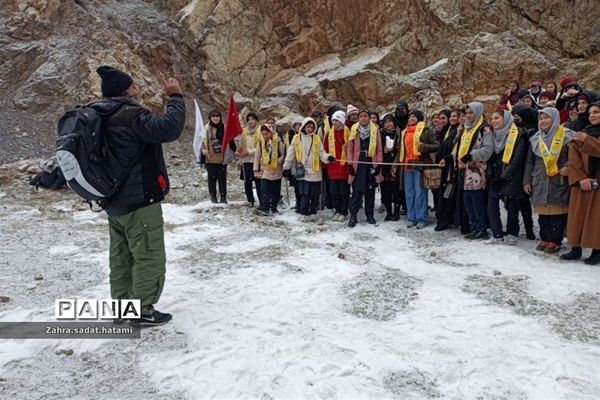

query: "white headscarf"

left=530, top=107, right=573, bottom=157
left=464, top=102, right=484, bottom=130
left=493, top=110, right=515, bottom=154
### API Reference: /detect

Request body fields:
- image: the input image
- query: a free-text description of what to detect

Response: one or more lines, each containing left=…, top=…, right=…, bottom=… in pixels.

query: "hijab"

left=530, top=107, right=572, bottom=157
left=493, top=110, right=514, bottom=154
left=464, top=102, right=484, bottom=130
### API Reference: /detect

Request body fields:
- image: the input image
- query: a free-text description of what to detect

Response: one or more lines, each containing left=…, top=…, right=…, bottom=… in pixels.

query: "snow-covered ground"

left=1, top=172, right=600, bottom=400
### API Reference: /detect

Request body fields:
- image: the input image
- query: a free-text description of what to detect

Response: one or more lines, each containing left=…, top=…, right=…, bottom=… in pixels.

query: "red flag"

left=222, top=93, right=242, bottom=150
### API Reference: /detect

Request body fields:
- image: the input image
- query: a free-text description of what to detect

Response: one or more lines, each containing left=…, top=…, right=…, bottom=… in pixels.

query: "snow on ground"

left=1, top=184, right=600, bottom=399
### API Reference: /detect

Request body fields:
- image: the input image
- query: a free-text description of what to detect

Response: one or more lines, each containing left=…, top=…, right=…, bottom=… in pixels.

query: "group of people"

left=199, top=76, right=600, bottom=266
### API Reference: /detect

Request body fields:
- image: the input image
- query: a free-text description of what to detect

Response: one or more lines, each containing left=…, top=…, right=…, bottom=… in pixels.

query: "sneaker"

left=485, top=236, right=505, bottom=245
left=407, top=221, right=417, bottom=228
left=337, top=214, right=346, bottom=222
left=130, top=310, right=172, bottom=327
left=505, top=235, right=518, bottom=246
left=535, top=241, right=548, bottom=252
left=544, top=242, right=561, bottom=254
left=332, top=213, right=340, bottom=221
left=584, top=250, right=600, bottom=265
left=561, top=247, right=582, bottom=261
left=255, top=208, right=270, bottom=216
left=464, top=231, right=475, bottom=240
left=384, top=213, right=393, bottom=222
left=416, top=222, right=427, bottom=230
left=219, top=195, right=227, bottom=204
left=271, top=208, right=279, bottom=214
left=366, top=216, right=376, bottom=225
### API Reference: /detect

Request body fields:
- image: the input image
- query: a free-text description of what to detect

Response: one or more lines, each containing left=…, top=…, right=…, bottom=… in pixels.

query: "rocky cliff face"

left=1, top=0, right=599, bottom=162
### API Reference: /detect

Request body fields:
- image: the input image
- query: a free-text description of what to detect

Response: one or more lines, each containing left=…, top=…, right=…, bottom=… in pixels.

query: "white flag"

left=192, top=99, right=206, bottom=163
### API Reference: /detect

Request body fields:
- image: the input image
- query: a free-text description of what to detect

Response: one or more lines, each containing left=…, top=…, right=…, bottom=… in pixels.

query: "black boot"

left=210, top=193, right=218, bottom=204
left=525, top=226, right=536, bottom=240
left=219, top=194, right=227, bottom=204
left=366, top=214, right=376, bottom=225
left=348, top=214, right=357, bottom=228
left=391, top=204, right=400, bottom=221
left=584, top=249, right=600, bottom=265
left=560, top=247, right=582, bottom=261
left=384, top=204, right=393, bottom=221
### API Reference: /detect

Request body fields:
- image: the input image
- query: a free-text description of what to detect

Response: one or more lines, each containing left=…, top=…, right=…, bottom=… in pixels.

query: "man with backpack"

left=94, top=65, right=185, bottom=326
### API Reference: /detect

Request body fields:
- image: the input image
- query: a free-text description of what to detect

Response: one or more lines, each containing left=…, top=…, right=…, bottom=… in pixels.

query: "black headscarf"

left=394, top=100, right=409, bottom=129
left=437, top=109, right=451, bottom=142
left=511, top=104, right=538, bottom=137
left=408, top=110, right=425, bottom=123
left=584, top=102, right=600, bottom=178
left=208, top=109, right=225, bottom=140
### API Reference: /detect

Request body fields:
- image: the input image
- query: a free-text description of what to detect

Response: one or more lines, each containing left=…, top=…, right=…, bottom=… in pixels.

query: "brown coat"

left=201, top=125, right=224, bottom=164
left=567, top=136, right=600, bottom=249
left=253, top=138, right=285, bottom=180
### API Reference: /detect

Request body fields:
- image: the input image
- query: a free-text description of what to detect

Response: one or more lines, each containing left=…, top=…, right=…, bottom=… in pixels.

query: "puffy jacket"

left=98, top=95, right=186, bottom=216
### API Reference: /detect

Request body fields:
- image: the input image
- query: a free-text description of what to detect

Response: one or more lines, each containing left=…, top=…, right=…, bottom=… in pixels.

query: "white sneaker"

left=505, top=235, right=518, bottom=245
left=416, top=222, right=428, bottom=229
left=337, top=214, right=346, bottom=222
left=332, top=213, right=340, bottom=221
left=485, top=237, right=504, bottom=245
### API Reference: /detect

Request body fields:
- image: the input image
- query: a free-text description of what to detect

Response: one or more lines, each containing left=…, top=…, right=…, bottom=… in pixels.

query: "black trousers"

left=454, top=171, right=471, bottom=234
left=329, top=179, right=350, bottom=216
left=487, top=188, right=520, bottom=238
left=258, top=179, right=281, bottom=212
left=241, top=163, right=261, bottom=204
left=436, top=182, right=457, bottom=228
left=538, top=214, right=567, bottom=245
left=297, top=180, right=321, bottom=215
left=322, top=170, right=334, bottom=210
left=350, top=186, right=376, bottom=217
left=519, top=196, right=534, bottom=231
left=380, top=180, right=400, bottom=213
left=206, top=163, right=227, bottom=197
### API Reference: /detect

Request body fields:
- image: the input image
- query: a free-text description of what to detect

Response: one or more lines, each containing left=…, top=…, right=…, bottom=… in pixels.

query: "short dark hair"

left=246, top=112, right=259, bottom=122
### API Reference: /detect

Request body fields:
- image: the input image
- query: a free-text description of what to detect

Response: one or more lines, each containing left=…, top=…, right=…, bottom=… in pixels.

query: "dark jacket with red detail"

left=98, top=95, right=186, bottom=216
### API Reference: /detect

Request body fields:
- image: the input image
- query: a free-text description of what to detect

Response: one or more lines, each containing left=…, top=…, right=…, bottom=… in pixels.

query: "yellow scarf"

left=458, top=116, right=484, bottom=160
left=241, top=127, right=260, bottom=152
left=349, top=122, right=378, bottom=158
left=412, top=121, right=426, bottom=156
left=444, top=126, right=458, bottom=156
left=261, top=135, right=279, bottom=169
left=539, top=126, right=566, bottom=177
left=293, top=133, right=321, bottom=172
left=501, top=124, right=519, bottom=164
left=328, top=126, right=351, bottom=165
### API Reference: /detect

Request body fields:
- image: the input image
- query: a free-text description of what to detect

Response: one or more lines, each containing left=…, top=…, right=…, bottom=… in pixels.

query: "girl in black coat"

left=486, top=110, right=529, bottom=244
left=435, top=110, right=460, bottom=231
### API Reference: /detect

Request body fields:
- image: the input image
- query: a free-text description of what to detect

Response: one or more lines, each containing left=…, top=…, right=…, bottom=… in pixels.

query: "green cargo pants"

left=108, top=202, right=166, bottom=315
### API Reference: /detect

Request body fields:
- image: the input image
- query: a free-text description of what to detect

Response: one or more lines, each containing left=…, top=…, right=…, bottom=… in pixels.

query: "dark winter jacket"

left=380, top=127, right=400, bottom=181
left=436, top=124, right=459, bottom=184
left=99, top=95, right=186, bottom=216
left=486, top=127, right=529, bottom=198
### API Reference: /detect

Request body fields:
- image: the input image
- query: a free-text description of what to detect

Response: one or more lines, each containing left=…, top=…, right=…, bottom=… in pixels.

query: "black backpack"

left=56, top=103, right=139, bottom=209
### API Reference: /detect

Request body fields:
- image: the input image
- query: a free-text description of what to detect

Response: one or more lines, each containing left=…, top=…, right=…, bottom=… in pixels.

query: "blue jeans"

left=463, top=190, right=488, bottom=233
left=403, top=170, right=428, bottom=224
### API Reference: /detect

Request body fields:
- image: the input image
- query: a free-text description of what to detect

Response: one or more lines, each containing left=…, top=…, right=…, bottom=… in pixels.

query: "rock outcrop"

left=1, top=0, right=599, bottom=162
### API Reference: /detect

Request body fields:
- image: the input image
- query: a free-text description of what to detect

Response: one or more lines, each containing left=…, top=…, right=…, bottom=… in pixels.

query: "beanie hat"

left=331, top=110, right=346, bottom=126
left=563, top=82, right=581, bottom=91
left=346, top=104, right=359, bottom=116
left=539, top=91, right=553, bottom=99
left=559, top=76, right=575, bottom=88
left=96, top=65, right=133, bottom=98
